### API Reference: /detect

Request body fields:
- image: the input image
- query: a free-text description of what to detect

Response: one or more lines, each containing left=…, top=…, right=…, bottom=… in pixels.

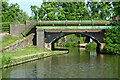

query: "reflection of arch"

left=50, top=32, right=101, bottom=52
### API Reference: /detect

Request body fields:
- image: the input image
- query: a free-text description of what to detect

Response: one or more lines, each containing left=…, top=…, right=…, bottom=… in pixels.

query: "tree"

left=31, top=2, right=90, bottom=20
left=2, top=2, right=29, bottom=23
left=87, top=2, right=112, bottom=20
left=112, top=2, right=120, bottom=17
left=102, top=2, right=120, bottom=54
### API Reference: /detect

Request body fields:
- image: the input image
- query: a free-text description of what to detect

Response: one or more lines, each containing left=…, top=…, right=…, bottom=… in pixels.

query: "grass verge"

left=1, top=46, right=68, bottom=68
left=0, top=35, right=21, bottom=48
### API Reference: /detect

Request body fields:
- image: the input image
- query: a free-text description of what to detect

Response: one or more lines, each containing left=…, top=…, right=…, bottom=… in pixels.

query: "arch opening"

left=50, top=32, right=101, bottom=52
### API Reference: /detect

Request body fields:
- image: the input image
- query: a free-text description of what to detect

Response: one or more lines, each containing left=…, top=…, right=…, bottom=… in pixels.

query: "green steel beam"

left=37, top=26, right=117, bottom=30
left=20, top=20, right=114, bottom=37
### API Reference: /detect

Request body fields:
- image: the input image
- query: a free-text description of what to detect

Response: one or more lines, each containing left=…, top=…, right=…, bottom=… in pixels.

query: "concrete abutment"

left=37, top=29, right=45, bottom=49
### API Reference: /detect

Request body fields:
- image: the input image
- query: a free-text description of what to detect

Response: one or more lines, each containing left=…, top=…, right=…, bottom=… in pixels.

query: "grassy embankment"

left=0, top=35, right=67, bottom=68
left=2, top=46, right=67, bottom=68
left=0, top=35, right=21, bottom=67
left=1, top=35, right=22, bottom=48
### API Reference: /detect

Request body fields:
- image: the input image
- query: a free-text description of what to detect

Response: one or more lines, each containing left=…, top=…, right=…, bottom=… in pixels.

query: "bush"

left=0, top=22, right=11, bottom=32
left=85, top=43, right=97, bottom=51
left=2, top=22, right=10, bottom=27
left=64, top=41, right=78, bottom=47
left=102, top=43, right=120, bottom=54
left=2, top=55, right=12, bottom=67
left=103, top=26, right=120, bottom=54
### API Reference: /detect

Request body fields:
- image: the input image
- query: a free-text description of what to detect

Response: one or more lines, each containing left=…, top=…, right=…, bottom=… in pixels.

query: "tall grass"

left=2, top=55, right=12, bottom=68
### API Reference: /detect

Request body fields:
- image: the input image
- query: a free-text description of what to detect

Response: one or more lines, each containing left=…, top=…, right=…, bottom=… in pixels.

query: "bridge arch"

left=50, top=32, right=101, bottom=52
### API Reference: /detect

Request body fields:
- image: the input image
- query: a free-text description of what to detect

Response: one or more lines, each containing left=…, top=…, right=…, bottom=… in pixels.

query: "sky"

left=8, top=0, right=43, bottom=17
left=8, top=0, right=89, bottom=17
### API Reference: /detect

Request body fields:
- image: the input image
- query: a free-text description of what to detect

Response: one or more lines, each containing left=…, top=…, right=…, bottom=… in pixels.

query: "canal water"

left=1, top=47, right=119, bottom=78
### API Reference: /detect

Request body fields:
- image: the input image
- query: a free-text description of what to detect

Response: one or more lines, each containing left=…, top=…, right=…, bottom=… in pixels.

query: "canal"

left=1, top=47, right=119, bottom=78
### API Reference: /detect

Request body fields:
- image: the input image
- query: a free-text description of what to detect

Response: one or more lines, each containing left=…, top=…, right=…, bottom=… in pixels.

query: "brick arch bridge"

left=37, top=29, right=105, bottom=52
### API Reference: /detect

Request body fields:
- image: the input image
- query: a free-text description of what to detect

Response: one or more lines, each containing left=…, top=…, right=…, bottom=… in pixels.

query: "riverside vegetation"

left=102, top=24, right=120, bottom=54
left=0, top=35, right=67, bottom=68
left=55, top=34, right=84, bottom=47
left=0, top=34, right=22, bottom=68
left=1, top=46, right=67, bottom=68
left=85, top=43, right=97, bottom=52
left=54, top=34, right=98, bottom=52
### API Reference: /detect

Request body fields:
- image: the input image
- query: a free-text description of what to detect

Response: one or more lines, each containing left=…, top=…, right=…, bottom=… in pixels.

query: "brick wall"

left=10, top=24, right=26, bottom=37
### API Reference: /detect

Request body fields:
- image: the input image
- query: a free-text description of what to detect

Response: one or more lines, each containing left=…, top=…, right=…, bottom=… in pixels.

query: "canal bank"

left=0, top=32, right=68, bottom=69
left=1, top=46, right=68, bottom=69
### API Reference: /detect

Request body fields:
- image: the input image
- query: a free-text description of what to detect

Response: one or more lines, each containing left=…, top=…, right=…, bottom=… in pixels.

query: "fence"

left=0, top=27, right=9, bottom=32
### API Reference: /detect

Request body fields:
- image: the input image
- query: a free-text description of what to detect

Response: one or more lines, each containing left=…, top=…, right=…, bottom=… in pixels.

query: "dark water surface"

left=1, top=47, right=119, bottom=78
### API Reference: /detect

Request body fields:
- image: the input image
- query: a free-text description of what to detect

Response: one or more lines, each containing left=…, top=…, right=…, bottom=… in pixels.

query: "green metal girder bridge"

left=20, top=20, right=116, bottom=37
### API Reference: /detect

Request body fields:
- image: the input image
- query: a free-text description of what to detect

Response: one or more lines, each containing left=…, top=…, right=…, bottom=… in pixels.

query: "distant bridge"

left=10, top=20, right=117, bottom=52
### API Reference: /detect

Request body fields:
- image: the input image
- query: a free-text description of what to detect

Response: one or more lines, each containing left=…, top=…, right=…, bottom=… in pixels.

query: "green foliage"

left=64, top=41, right=78, bottom=47
left=87, top=2, right=112, bottom=20
left=30, top=2, right=117, bottom=21
left=102, top=43, right=120, bottom=54
left=64, top=34, right=79, bottom=47
left=2, top=2, right=29, bottom=23
left=40, top=54, right=44, bottom=57
left=0, top=22, right=10, bottom=27
left=112, top=2, right=120, bottom=17
left=2, top=55, right=12, bottom=67
left=56, top=34, right=84, bottom=47
left=31, top=2, right=91, bottom=20
left=0, top=22, right=10, bottom=32
left=85, top=43, right=97, bottom=51
left=80, top=37, right=84, bottom=44
left=2, top=46, right=50, bottom=60
left=67, top=34, right=77, bottom=37
left=102, top=2, right=120, bottom=54
left=2, top=46, right=66, bottom=68
left=103, top=26, right=120, bottom=54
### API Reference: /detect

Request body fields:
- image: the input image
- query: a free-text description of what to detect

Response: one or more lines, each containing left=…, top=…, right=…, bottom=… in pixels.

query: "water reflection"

left=90, top=51, right=97, bottom=56
left=1, top=47, right=119, bottom=78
